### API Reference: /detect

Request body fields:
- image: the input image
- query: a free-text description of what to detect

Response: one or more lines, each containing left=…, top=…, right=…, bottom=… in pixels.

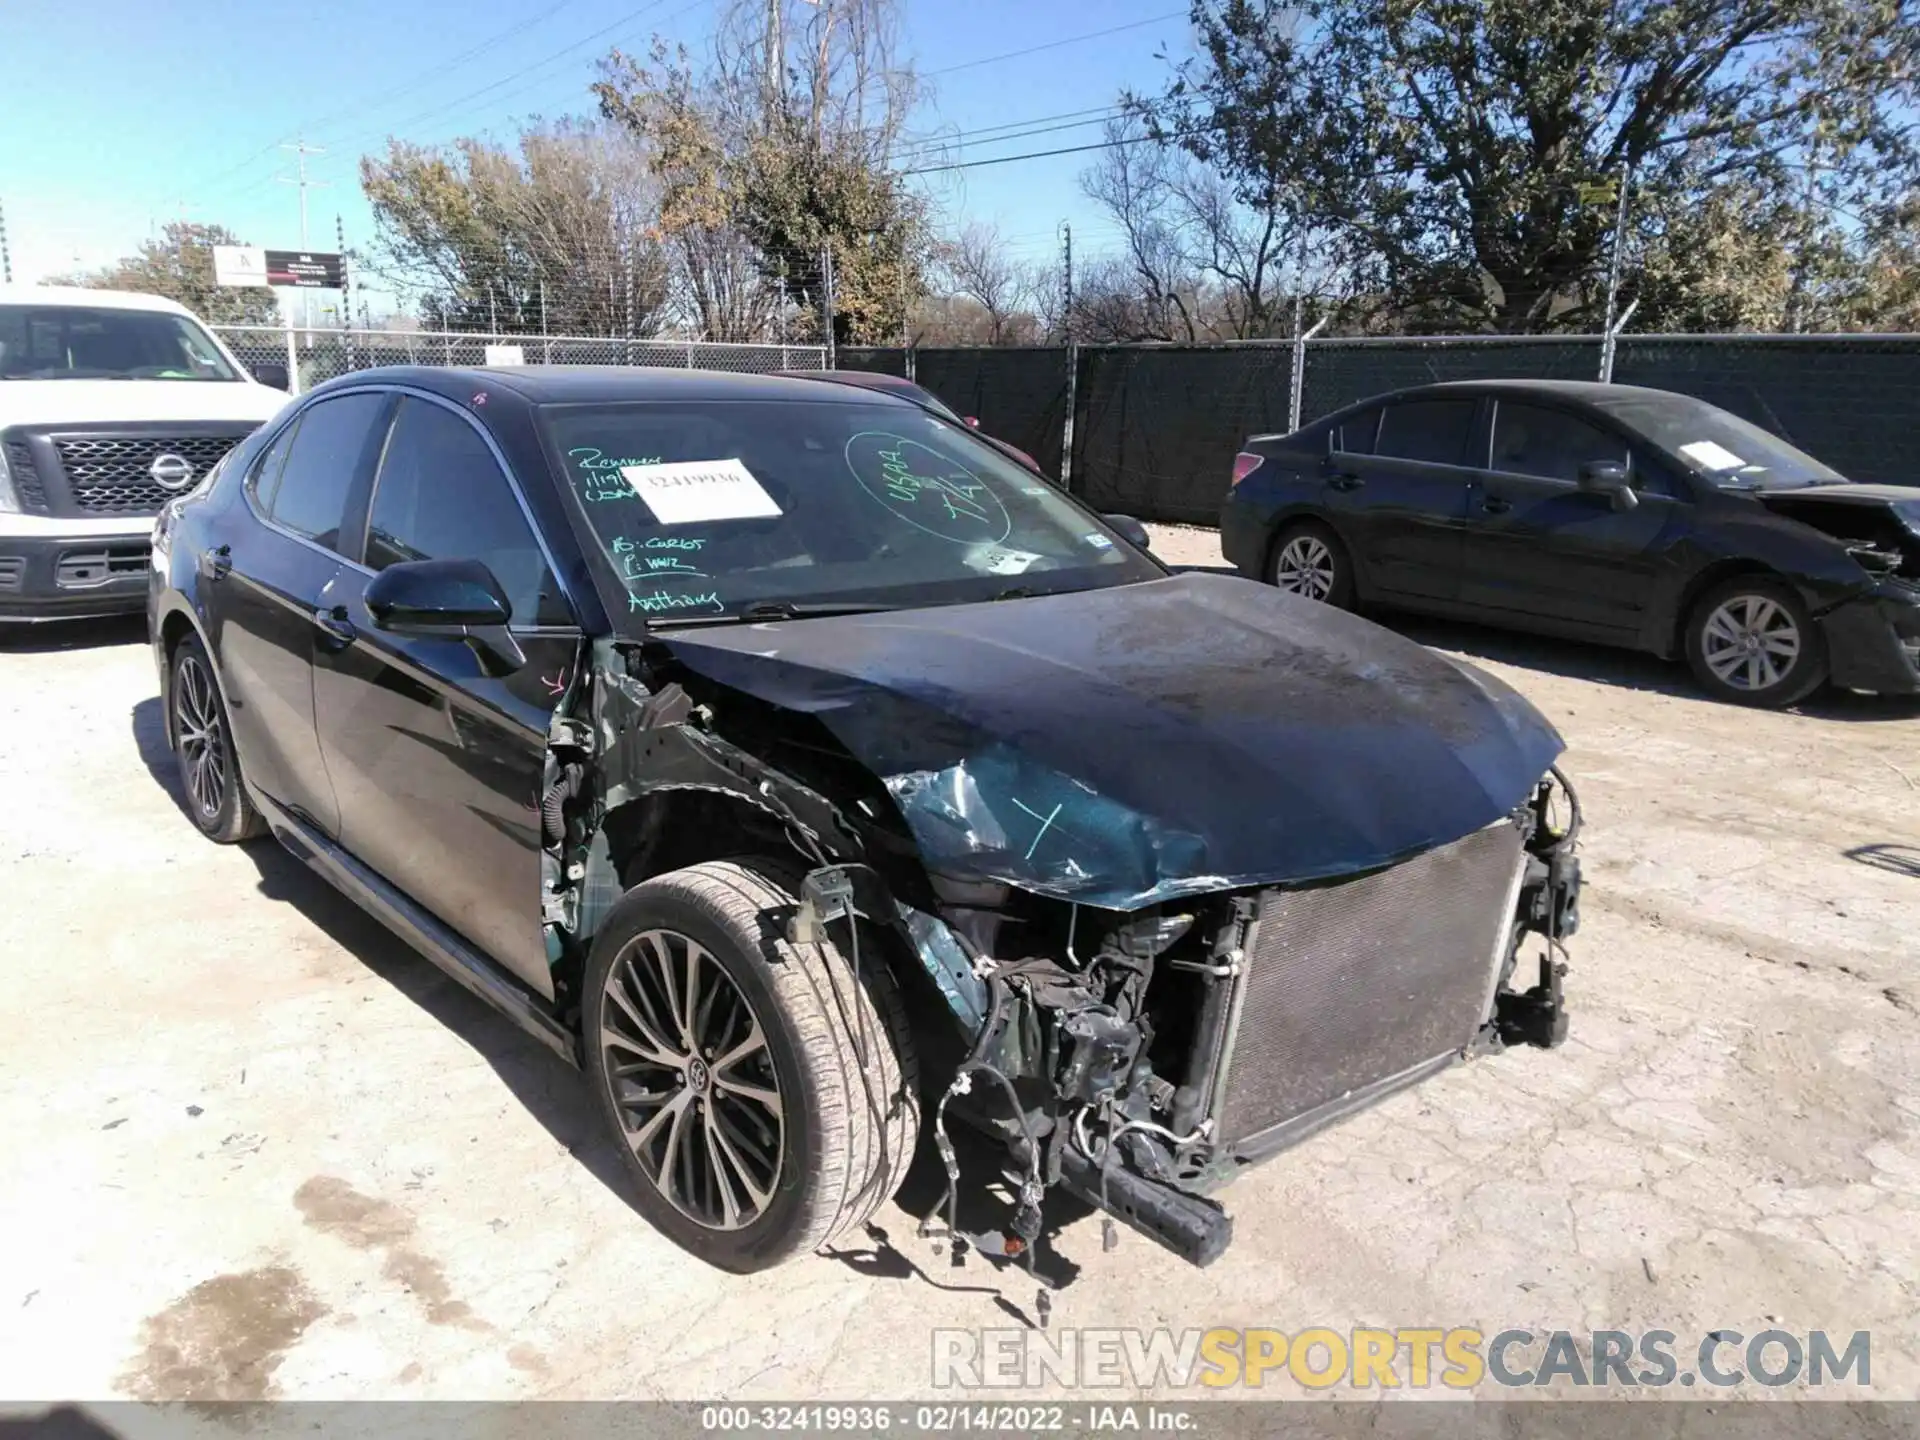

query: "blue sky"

left=1, top=0, right=1192, bottom=313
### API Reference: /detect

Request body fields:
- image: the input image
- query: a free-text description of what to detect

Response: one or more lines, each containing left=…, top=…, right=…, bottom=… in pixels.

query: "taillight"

left=1230, top=451, right=1263, bottom=487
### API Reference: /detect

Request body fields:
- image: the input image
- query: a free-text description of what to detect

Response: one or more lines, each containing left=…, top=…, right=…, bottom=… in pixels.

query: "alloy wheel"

left=174, top=654, right=229, bottom=819
left=1700, top=594, right=1802, bottom=692
left=600, top=929, right=784, bottom=1231
left=1273, top=534, right=1337, bottom=601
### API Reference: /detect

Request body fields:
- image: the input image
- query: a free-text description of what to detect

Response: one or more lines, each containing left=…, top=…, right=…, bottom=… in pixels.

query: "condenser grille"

left=1213, top=819, right=1526, bottom=1145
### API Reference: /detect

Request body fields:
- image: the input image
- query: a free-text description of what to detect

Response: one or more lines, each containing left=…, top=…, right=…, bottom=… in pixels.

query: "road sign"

left=1577, top=182, right=1618, bottom=207
left=264, top=249, right=344, bottom=288
left=212, top=245, right=268, bottom=287
left=484, top=343, right=528, bottom=366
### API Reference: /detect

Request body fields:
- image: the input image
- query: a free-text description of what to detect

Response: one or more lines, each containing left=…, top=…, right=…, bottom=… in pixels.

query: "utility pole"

left=1059, top=221, right=1076, bottom=493
left=0, top=199, right=12, bottom=285
left=277, top=138, right=330, bottom=336
left=1598, top=164, right=1634, bottom=383
left=821, top=243, right=837, bottom=368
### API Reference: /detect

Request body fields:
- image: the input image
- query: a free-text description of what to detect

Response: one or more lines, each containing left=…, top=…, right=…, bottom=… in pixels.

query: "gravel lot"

left=3, top=523, right=1918, bottom=1406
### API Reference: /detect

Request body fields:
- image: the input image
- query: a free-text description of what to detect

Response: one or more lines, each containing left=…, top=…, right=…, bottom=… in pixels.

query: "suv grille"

left=1212, top=818, right=1528, bottom=1146
left=53, top=434, right=246, bottom=515
left=2, top=439, right=48, bottom=511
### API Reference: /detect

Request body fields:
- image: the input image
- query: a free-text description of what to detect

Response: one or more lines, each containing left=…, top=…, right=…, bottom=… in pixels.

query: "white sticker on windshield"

left=1678, top=440, right=1748, bottom=472
left=1083, top=532, right=1114, bottom=550
left=620, top=458, right=781, bottom=524
left=969, top=545, right=1044, bottom=576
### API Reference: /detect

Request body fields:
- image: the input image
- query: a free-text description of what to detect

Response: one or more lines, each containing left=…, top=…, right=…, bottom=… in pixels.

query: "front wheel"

left=584, top=858, right=920, bottom=1273
left=1683, top=576, right=1828, bottom=708
left=1266, top=519, right=1355, bottom=608
left=169, top=634, right=265, bottom=842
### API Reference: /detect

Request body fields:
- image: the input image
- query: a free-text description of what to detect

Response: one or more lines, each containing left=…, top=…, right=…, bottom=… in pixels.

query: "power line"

left=924, top=10, right=1188, bottom=78
left=904, top=128, right=1195, bottom=176
left=896, top=109, right=1127, bottom=165
left=181, top=0, right=584, bottom=199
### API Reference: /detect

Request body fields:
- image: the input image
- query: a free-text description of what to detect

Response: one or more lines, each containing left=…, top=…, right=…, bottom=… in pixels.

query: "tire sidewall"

left=1685, top=577, right=1826, bottom=707
left=1268, top=519, right=1354, bottom=608
left=584, top=878, right=826, bottom=1272
left=170, top=637, right=244, bottom=839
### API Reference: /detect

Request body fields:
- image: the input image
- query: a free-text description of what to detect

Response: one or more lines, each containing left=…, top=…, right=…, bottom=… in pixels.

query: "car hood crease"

left=659, top=573, right=1566, bottom=908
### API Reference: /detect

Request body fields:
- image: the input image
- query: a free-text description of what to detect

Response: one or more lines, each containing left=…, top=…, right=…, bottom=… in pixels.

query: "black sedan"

left=1220, top=380, right=1920, bottom=707
left=149, top=365, right=1579, bottom=1277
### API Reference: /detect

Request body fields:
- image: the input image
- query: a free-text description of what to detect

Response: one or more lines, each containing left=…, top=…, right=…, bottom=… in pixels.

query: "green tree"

left=594, top=0, right=928, bottom=345
left=361, top=119, right=670, bottom=335
left=1136, top=0, right=1920, bottom=332
left=60, top=222, right=278, bottom=325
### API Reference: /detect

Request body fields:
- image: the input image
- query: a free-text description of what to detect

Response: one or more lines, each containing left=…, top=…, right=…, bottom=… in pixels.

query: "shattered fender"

left=655, top=573, right=1567, bottom=909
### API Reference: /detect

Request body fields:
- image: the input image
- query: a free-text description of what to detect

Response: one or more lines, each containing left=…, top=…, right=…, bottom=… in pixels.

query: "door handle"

left=1329, top=473, right=1366, bottom=492
left=1479, top=496, right=1512, bottom=515
left=199, top=544, right=231, bottom=581
left=312, top=605, right=357, bottom=650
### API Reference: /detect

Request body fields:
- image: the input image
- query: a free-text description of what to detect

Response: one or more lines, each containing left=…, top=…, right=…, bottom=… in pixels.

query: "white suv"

left=0, top=286, right=290, bottom=622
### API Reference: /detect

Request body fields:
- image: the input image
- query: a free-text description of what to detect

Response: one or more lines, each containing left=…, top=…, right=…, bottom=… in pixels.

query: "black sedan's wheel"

left=1684, top=576, right=1828, bottom=708
left=1267, top=520, right=1354, bottom=608
left=585, top=858, right=919, bottom=1273
left=169, top=635, right=264, bottom=842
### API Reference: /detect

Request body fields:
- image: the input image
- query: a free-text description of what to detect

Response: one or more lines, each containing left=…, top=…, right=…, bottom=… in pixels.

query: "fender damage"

left=539, top=575, right=1583, bottom=1282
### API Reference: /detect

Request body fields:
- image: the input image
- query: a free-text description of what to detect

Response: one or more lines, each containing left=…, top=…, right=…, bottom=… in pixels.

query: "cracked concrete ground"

left=2, top=524, right=1916, bottom=1406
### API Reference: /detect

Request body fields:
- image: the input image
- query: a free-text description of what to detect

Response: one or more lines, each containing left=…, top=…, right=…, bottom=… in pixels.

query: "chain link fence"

left=211, top=325, right=829, bottom=394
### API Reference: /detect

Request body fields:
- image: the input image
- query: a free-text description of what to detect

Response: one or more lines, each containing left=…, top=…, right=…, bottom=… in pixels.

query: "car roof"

left=0, top=284, right=202, bottom=316
left=1346, top=378, right=1688, bottom=408
left=309, top=364, right=921, bottom=408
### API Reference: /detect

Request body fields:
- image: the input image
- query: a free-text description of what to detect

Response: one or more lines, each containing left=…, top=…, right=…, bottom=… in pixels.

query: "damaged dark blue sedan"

left=148, top=366, right=1582, bottom=1283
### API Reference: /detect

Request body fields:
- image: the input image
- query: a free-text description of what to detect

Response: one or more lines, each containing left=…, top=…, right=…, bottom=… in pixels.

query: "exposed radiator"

left=1211, top=817, right=1528, bottom=1147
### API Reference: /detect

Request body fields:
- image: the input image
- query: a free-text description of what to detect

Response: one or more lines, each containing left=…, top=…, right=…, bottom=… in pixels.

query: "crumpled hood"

left=660, top=573, right=1564, bottom=909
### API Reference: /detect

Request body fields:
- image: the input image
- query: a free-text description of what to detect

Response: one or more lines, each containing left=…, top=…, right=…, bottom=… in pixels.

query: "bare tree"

left=1079, top=116, right=1314, bottom=340
left=937, top=223, right=1037, bottom=343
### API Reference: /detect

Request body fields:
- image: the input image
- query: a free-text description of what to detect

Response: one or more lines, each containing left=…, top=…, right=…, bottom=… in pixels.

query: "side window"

left=249, top=419, right=300, bottom=514
left=1490, top=401, right=1631, bottom=485
left=1335, top=408, right=1380, bottom=455
left=1375, top=400, right=1476, bottom=466
left=366, top=397, right=570, bottom=626
left=261, top=393, right=387, bottom=552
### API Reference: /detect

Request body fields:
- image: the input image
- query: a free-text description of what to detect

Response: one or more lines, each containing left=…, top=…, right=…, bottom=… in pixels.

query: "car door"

left=1456, top=398, right=1682, bottom=637
left=1323, top=398, right=1477, bottom=603
left=311, top=392, right=579, bottom=998
left=209, top=390, right=391, bottom=837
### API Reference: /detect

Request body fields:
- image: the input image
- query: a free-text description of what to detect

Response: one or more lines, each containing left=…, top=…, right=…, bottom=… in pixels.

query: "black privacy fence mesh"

left=1072, top=346, right=1295, bottom=522
left=827, top=336, right=1920, bottom=523
left=1611, top=336, right=1920, bottom=489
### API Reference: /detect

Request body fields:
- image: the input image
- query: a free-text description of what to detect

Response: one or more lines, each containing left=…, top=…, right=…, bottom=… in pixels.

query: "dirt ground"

left=2, top=523, right=1917, bottom=1408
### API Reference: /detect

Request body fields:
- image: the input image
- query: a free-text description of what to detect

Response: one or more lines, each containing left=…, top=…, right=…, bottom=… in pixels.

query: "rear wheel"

left=169, top=635, right=264, bottom=842
left=1683, top=576, right=1828, bottom=708
left=1266, top=519, right=1355, bottom=608
left=584, top=858, right=919, bottom=1272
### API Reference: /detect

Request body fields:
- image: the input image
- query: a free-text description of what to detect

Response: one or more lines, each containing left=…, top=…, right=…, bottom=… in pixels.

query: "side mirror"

left=364, top=558, right=525, bottom=675
left=1103, top=513, right=1152, bottom=551
left=1578, top=460, right=1638, bottom=512
left=251, top=361, right=290, bottom=391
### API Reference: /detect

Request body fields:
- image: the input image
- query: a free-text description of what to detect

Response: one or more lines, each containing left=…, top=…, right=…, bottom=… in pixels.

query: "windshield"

left=543, top=397, right=1158, bottom=627
left=1599, top=394, right=1842, bottom=489
left=0, top=303, right=240, bottom=382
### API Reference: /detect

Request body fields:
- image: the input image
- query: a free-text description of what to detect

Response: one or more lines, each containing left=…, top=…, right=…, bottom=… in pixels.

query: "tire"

left=1266, top=519, right=1355, bottom=608
left=584, top=857, right=920, bottom=1273
left=1683, top=575, right=1828, bottom=708
left=169, top=634, right=265, bottom=842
